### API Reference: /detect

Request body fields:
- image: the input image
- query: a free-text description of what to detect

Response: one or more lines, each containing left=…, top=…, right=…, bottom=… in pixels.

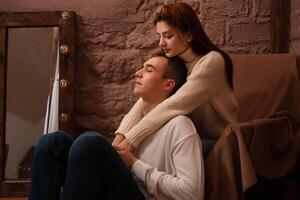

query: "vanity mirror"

left=0, top=11, right=75, bottom=197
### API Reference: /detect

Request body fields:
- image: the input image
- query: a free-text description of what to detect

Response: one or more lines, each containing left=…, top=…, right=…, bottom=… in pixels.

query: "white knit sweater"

left=116, top=50, right=238, bottom=146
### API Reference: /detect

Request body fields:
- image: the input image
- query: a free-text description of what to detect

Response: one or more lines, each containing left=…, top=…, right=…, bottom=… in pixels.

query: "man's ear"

left=164, top=79, right=176, bottom=92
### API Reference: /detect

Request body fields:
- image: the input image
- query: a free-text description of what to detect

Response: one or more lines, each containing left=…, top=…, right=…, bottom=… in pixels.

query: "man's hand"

left=113, top=145, right=137, bottom=168
left=119, top=139, right=135, bottom=152
left=112, top=133, right=125, bottom=146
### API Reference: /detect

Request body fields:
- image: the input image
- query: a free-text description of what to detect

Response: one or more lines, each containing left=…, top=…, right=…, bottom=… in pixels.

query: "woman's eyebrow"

left=157, top=31, right=172, bottom=35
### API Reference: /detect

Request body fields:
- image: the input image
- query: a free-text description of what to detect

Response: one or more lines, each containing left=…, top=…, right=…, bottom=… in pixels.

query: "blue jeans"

left=202, top=139, right=216, bottom=158
left=29, top=131, right=145, bottom=200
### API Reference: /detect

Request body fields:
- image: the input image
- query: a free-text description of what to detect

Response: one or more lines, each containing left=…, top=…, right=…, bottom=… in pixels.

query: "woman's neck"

left=178, top=47, right=199, bottom=63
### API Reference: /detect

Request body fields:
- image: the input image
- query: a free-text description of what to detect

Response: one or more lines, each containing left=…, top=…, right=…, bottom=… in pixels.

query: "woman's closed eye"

left=157, top=34, right=173, bottom=41
left=165, top=34, right=173, bottom=39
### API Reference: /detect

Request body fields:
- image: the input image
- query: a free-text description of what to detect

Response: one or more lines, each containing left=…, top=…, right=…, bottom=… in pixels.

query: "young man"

left=29, top=53, right=204, bottom=200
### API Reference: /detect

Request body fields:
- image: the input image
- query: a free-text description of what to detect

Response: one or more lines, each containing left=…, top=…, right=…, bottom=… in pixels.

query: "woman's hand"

left=112, top=133, right=125, bottom=146
left=119, top=139, right=135, bottom=152
left=113, top=145, right=137, bottom=168
left=112, top=134, right=135, bottom=152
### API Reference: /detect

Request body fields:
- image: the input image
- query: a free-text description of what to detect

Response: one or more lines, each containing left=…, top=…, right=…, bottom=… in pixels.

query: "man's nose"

left=135, top=68, right=143, bottom=77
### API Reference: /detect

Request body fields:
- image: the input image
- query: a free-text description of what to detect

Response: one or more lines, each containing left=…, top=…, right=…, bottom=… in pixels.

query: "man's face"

left=133, top=56, right=169, bottom=100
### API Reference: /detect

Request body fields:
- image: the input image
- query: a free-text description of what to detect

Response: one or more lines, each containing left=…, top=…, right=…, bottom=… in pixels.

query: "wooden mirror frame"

left=0, top=11, right=75, bottom=197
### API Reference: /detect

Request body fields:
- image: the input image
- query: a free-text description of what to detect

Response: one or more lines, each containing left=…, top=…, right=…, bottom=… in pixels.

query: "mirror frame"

left=0, top=11, right=75, bottom=197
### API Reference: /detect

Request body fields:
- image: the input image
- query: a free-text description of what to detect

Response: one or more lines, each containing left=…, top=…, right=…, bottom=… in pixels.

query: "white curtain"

left=43, top=36, right=60, bottom=134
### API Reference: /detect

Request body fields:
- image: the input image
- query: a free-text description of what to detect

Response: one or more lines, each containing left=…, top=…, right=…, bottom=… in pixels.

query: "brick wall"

left=0, top=0, right=276, bottom=138
left=290, top=0, right=300, bottom=53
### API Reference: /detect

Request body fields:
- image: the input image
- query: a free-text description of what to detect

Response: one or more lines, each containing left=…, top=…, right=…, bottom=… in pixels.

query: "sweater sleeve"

left=131, top=134, right=205, bottom=200
left=125, top=51, right=226, bottom=146
left=115, top=98, right=143, bottom=135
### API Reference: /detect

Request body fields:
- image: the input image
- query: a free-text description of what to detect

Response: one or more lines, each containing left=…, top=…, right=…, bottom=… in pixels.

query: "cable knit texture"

left=116, top=50, right=238, bottom=147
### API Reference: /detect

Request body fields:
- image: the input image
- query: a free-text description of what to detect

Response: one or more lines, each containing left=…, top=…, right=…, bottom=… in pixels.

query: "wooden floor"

left=0, top=198, right=27, bottom=200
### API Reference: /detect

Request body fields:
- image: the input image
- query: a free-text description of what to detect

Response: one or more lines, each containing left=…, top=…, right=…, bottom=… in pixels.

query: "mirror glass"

left=5, top=27, right=58, bottom=180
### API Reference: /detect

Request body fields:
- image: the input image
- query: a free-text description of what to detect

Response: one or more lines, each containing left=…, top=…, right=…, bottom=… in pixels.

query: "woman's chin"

left=164, top=51, right=175, bottom=57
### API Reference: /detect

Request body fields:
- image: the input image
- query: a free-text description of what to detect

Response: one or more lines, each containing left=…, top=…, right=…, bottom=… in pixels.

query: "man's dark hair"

left=152, top=50, right=187, bottom=96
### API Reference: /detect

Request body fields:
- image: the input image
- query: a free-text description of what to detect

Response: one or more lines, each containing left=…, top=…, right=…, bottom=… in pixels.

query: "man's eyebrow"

left=145, top=63, right=156, bottom=70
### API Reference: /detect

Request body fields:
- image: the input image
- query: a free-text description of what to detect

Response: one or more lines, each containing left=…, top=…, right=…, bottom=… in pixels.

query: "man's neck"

left=141, top=94, right=168, bottom=116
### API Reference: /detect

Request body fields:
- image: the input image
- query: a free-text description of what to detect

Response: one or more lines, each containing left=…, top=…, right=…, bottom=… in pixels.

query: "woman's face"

left=156, top=21, right=190, bottom=57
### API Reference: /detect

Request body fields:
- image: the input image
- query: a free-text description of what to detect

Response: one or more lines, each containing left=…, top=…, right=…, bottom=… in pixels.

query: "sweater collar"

left=178, top=47, right=199, bottom=64
left=178, top=47, right=201, bottom=72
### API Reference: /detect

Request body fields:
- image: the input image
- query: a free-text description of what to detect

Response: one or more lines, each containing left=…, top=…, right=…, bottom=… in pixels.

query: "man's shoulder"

left=168, top=115, right=193, bottom=125
left=163, top=115, right=198, bottom=137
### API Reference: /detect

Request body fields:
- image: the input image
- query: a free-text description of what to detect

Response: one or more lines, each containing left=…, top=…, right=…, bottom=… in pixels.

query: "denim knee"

left=74, top=131, right=106, bottom=145
left=35, top=131, right=73, bottom=159
left=68, top=131, right=108, bottom=161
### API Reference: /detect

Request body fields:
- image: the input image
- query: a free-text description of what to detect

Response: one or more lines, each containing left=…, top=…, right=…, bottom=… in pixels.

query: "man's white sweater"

left=131, top=115, right=204, bottom=200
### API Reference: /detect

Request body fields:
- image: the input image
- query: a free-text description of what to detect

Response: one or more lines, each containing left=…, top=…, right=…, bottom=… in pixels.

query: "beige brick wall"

left=0, top=0, right=277, bottom=138
left=290, top=0, right=300, bottom=53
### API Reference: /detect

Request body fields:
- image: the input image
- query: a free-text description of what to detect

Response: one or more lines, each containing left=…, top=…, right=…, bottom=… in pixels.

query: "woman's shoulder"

left=192, top=50, right=225, bottom=73
left=202, top=50, right=224, bottom=63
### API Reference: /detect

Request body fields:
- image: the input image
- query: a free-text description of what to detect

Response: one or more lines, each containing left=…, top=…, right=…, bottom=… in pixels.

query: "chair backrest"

left=230, top=54, right=300, bottom=123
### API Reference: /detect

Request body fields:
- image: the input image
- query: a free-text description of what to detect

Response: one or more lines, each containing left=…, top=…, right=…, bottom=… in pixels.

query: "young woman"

left=114, top=2, right=238, bottom=152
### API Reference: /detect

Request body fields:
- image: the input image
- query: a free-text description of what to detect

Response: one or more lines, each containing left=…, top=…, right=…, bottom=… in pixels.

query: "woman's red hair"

left=154, top=2, right=233, bottom=89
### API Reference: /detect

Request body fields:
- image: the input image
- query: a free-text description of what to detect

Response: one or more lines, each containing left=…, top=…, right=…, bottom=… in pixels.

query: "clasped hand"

left=112, top=134, right=136, bottom=168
